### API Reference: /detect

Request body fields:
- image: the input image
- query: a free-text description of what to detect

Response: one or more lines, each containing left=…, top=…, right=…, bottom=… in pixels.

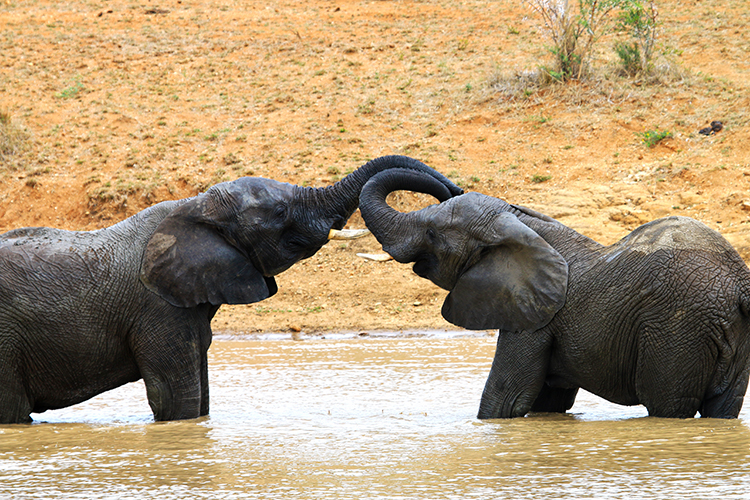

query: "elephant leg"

left=0, top=360, right=33, bottom=424
left=699, top=366, right=750, bottom=418
left=199, top=349, right=209, bottom=417
left=477, top=330, right=553, bottom=419
left=134, top=338, right=205, bottom=421
left=637, top=327, right=709, bottom=418
left=639, top=377, right=703, bottom=418
left=141, top=363, right=202, bottom=421
left=530, top=385, right=579, bottom=413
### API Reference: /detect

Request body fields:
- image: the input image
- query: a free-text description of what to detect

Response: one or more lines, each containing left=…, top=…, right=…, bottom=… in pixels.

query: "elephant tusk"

left=356, top=252, right=394, bottom=262
left=328, top=228, right=371, bottom=240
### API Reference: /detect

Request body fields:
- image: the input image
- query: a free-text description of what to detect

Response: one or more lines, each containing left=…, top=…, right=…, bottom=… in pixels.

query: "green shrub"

left=614, top=0, right=659, bottom=76
left=613, top=41, right=642, bottom=75
left=525, top=0, right=627, bottom=81
left=640, top=129, right=672, bottom=147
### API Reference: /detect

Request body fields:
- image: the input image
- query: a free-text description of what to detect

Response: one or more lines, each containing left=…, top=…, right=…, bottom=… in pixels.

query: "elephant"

left=0, top=156, right=462, bottom=424
left=358, top=166, right=750, bottom=419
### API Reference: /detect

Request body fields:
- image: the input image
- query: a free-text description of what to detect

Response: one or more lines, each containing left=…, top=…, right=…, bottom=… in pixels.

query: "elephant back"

left=610, top=216, right=736, bottom=255
left=0, top=200, right=185, bottom=304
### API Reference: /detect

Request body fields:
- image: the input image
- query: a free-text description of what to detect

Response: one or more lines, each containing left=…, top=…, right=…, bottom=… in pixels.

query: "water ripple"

left=1, top=337, right=749, bottom=499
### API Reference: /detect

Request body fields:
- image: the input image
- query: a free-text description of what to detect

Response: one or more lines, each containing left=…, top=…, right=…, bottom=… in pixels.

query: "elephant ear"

left=441, top=212, right=568, bottom=332
left=140, top=198, right=277, bottom=308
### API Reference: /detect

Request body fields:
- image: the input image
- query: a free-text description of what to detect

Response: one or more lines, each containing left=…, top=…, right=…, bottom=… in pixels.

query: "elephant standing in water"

left=359, top=166, right=750, bottom=419
left=0, top=156, right=462, bottom=424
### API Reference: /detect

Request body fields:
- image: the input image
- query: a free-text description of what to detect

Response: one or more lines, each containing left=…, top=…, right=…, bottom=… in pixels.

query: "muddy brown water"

left=2, top=333, right=750, bottom=499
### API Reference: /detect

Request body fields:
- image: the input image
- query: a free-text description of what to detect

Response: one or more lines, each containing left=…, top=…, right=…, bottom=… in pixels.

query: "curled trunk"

left=359, top=168, right=458, bottom=262
left=298, top=155, right=462, bottom=230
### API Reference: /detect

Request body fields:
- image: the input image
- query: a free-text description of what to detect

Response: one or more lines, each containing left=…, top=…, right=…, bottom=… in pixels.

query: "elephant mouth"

left=403, top=245, right=488, bottom=292
left=412, top=253, right=456, bottom=291
left=412, top=255, right=434, bottom=280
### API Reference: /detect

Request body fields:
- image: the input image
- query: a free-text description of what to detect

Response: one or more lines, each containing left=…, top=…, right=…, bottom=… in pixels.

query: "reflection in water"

left=1, top=336, right=749, bottom=499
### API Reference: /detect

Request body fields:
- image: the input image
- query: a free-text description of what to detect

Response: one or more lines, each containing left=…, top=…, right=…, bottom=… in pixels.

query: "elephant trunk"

left=298, top=155, right=462, bottom=231
left=359, top=168, right=456, bottom=262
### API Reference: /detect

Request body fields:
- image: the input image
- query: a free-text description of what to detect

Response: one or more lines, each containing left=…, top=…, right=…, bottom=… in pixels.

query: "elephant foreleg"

left=141, top=368, right=203, bottom=421
left=530, top=385, right=579, bottom=413
left=477, top=330, right=553, bottom=419
left=135, top=339, right=205, bottom=421
left=199, top=349, right=209, bottom=417
left=0, top=363, right=32, bottom=424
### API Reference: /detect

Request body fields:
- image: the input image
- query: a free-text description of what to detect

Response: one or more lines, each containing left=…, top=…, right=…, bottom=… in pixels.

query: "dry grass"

left=481, top=67, right=683, bottom=122
left=0, top=110, right=29, bottom=170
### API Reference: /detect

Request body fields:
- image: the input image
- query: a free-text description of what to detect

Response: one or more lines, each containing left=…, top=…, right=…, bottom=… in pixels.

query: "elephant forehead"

left=218, top=177, right=295, bottom=208
left=435, top=193, right=492, bottom=219
left=431, top=193, right=503, bottom=231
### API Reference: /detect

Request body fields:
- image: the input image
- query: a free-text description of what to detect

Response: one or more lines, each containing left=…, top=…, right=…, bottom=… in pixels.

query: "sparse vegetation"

left=56, top=80, right=85, bottom=99
left=640, top=129, right=672, bottom=147
left=223, top=152, right=241, bottom=165
left=531, top=174, right=553, bottom=183
left=613, top=0, right=659, bottom=76
left=0, top=110, right=29, bottom=168
left=524, top=0, right=626, bottom=81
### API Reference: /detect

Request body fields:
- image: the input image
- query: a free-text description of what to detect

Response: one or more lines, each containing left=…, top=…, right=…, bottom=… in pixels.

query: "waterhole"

left=2, top=333, right=749, bottom=499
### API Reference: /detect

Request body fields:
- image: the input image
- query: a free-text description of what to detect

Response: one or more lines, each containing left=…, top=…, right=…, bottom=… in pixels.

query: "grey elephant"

left=359, top=167, right=750, bottom=419
left=0, top=156, right=462, bottom=424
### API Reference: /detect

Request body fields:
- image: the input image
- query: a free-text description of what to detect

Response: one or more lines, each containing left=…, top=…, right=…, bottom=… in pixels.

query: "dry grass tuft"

left=0, top=110, right=29, bottom=169
left=485, top=54, right=693, bottom=112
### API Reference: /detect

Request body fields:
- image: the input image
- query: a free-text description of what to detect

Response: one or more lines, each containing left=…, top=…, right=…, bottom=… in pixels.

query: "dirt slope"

left=1, top=0, right=749, bottom=335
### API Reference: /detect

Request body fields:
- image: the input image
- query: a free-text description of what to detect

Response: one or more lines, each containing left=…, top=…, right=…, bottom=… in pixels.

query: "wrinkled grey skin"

left=0, top=156, right=462, bottom=424
left=360, top=168, right=750, bottom=419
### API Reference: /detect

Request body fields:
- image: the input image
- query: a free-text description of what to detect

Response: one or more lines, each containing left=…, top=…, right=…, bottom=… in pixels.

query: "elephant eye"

left=273, top=204, right=288, bottom=221
left=426, top=227, right=438, bottom=243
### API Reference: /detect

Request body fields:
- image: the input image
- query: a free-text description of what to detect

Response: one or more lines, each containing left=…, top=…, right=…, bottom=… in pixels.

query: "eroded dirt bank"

left=1, top=0, right=748, bottom=333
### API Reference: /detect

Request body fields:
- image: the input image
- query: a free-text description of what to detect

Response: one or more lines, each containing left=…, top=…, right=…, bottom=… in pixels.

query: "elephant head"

left=359, top=168, right=568, bottom=332
left=140, top=156, right=463, bottom=308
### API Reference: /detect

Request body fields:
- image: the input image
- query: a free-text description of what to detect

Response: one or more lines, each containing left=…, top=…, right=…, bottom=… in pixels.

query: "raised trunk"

left=358, top=168, right=458, bottom=262
left=299, top=155, right=462, bottom=230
